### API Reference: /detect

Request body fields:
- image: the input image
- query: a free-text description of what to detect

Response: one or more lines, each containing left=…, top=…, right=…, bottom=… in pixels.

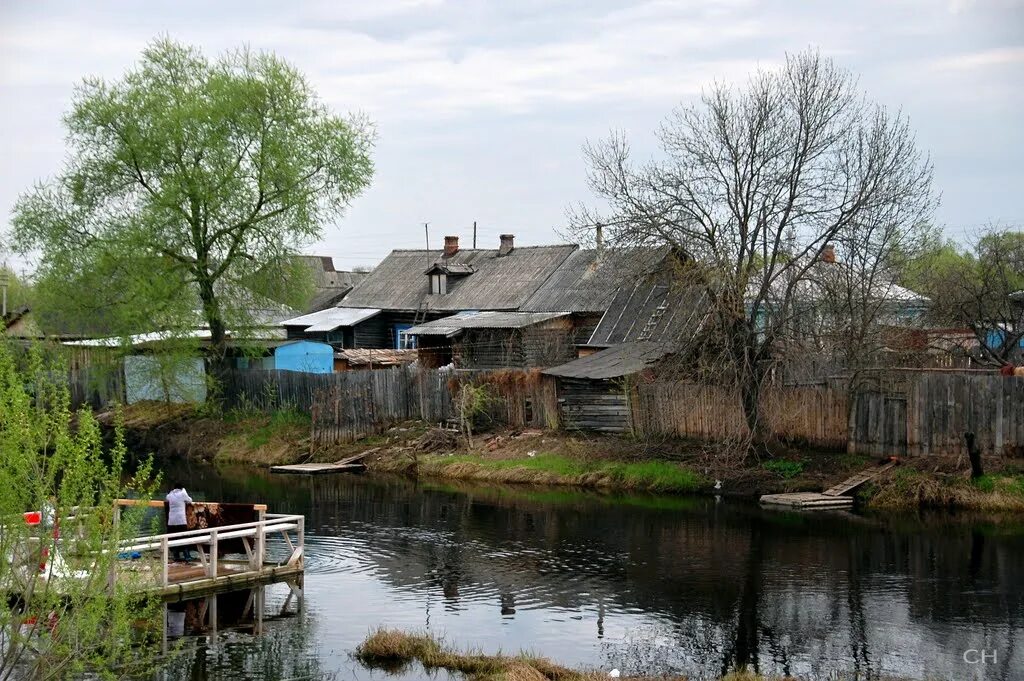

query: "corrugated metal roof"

left=339, top=245, right=578, bottom=312
left=543, top=341, right=677, bottom=379
left=521, top=247, right=671, bottom=313
left=407, top=311, right=569, bottom=337
left=588, top=281, right=707, bottom=347
left=280, top=307, right=381, bottom=332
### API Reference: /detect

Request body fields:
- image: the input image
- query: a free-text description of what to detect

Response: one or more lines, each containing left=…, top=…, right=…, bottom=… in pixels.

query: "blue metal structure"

left=274, top=340, right=334, bottom=374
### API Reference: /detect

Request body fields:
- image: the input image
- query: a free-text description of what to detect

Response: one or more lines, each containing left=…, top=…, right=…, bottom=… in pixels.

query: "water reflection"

left=162, top=462, right=1024, bottom=680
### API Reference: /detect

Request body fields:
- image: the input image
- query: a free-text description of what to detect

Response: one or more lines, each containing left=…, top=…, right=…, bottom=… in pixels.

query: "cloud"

left=930, top=46, right=1024, bottom=71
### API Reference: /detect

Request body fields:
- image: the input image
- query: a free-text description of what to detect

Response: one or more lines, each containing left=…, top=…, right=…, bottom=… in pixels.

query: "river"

left=154, top=462, right=1024, bottom=681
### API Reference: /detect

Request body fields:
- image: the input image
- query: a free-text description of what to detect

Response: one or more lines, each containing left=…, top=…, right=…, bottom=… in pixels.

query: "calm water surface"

left=155, top=462, right=1024, bottom=681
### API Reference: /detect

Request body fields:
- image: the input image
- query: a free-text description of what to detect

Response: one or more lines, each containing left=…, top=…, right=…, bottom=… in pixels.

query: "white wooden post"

left=297, top=516, right=305, bottom=554
left=210, top=529, right=218, bottom=579
left=160, top=536, right=169, bottom=587
left=255, top=520, right=266, bottom=571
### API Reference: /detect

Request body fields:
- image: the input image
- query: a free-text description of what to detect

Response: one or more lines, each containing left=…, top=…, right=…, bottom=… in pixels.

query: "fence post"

left=210, top=529, right=218, bottom=579
left=161, top=536, right=169, bottom=587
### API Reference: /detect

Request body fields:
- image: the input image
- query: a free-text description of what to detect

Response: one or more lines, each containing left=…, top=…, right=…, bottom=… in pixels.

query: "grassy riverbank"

left=110, top=402, right=1024, bottom=511
left=357, top=629, right=773, bottom=681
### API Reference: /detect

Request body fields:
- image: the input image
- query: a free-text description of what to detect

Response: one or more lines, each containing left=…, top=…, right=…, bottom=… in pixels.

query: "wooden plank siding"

left=220, top=367, right=560, bottom=444
left=630, top=382, right=849, bottom=450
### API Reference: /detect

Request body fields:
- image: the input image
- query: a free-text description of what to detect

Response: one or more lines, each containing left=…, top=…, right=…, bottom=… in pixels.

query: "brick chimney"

left=443, top=235, right=459, bottom=258
left=821, top=244, right=836, bottom=264
left=498, top=234, right=515, bottom=256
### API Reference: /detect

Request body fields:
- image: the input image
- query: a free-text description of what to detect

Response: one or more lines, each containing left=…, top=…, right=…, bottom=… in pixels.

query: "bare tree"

left=573, top=51, right=935, bottom=448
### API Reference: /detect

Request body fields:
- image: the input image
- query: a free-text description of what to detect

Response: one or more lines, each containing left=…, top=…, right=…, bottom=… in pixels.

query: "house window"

left=394, top=324, right=417, bottom=349
left=430, top=273, right=447, bottom=295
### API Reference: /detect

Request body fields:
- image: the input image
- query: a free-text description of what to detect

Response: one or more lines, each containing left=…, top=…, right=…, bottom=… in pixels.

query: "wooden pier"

left=270, top=448, right=376, bottom=475
left=112, top=500, right=305, bottom=599
left=760, top=460, right=898, bottom=510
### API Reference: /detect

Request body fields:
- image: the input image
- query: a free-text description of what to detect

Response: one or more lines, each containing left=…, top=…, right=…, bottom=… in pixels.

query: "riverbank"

left=109, top=402, right=1024, bottom=512
left=357, top=629, right=921, bottom=681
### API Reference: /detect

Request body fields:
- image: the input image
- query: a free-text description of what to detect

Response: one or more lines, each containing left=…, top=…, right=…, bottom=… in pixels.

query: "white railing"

left=111, top=500, right=304, bottom=589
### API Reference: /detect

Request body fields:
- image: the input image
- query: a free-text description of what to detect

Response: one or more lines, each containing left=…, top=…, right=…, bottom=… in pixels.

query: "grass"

left=356, top=629, right=797, bottom=681
left=762, top=459, right=805, bottom=479
left=861, top=467, right=1024, bottom=511
left=245, top=408, right=310, bottom=448
left=411, top=453, right=705, bottom=494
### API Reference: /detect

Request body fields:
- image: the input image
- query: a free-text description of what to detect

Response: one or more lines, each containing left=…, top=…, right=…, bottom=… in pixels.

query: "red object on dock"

left=24, top=511, right=41, bottom=525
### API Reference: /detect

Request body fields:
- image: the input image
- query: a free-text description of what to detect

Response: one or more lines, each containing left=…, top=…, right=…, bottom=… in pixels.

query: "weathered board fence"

left=630, top=382, right=849, bottom=450
left=220, top=367, right=559, bottom=444
left=68, top=367, right=126, bottom=410
left=632, top=373, right=1024, bottom=458
left=852, top=373, right=1024, bottom=458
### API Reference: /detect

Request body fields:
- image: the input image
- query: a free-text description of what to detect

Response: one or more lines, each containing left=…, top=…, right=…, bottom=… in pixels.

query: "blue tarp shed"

left=274, top=340, right=334, bottom=374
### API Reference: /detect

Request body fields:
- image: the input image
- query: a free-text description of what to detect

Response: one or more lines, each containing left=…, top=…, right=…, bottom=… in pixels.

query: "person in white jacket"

left=166, top=483, right=193, bottom=563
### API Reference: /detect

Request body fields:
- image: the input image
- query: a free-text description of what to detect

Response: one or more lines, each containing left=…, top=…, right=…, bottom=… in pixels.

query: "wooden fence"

left=68, top=367, right=125, bottom=411
left=853, top=373, right=1024, bottom=458
left=220, top=367, right=559, bottom=444
left=631, top=382, right=849, bottom=450
left=633, top=374, right=1024, bottom=457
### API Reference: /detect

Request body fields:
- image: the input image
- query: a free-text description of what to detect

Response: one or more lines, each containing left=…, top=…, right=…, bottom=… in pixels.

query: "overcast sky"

left=1, top=0, right=1022, bottom=272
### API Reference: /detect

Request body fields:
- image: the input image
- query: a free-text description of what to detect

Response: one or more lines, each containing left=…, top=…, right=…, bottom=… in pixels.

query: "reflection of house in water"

left=243, top=471, right=1024, bottom=679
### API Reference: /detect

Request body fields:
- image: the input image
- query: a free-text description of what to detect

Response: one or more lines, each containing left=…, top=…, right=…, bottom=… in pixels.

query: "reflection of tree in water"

left=173, top=465, right=1024, bottom=680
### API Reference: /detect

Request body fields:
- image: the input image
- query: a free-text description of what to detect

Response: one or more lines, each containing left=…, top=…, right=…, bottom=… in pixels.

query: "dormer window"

left=425, top=262, right=474, bottom=295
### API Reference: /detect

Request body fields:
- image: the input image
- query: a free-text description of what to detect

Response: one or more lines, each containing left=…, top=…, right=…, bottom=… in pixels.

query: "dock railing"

left=111, top=500, right=304, bottom=592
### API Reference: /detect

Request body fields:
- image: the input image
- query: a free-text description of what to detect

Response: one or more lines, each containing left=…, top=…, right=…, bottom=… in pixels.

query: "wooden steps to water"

left=271, top=448, right=378, bottom=475
left=760, top=459, right=899, bottom=510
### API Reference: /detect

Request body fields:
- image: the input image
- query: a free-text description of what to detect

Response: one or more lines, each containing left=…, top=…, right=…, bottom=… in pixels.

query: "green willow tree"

left=13, top=38, right=374, bottom=373
left=0, top=343, right=162, bottom=680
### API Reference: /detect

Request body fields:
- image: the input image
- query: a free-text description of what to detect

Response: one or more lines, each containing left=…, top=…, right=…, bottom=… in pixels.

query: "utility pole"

left=424, top=222, right=430, bottom=268
left=473, top=221, right=477, bottom=249
left=0, top=261, right=8, bottom=319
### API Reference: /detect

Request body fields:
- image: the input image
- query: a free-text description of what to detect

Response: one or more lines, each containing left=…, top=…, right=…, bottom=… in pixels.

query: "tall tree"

left=909, top=229, right=1024, bottom=365
left=574, top=51, right=935, bottom=448
left=12, top=38, right=374, bottom=372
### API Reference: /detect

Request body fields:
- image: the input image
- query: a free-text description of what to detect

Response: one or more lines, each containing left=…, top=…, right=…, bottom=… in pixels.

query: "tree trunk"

left=964, top=431, right=984, bottom=479
left=196, top=273, right=230, bottom=401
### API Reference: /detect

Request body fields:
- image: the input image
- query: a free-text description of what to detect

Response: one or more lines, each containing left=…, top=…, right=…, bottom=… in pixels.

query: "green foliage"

left=13, top=38, right=374, bottom=351
left=436, top=453, right=704, bottom=493
left=246, top=408, right=311, bottom=449
left=0, top=343, right=164, bottom=680
left=762, top=459, right=805, bottom=479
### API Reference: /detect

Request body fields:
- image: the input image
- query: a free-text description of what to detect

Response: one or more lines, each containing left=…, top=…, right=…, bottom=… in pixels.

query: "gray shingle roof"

left=521, top=247, right=671, bottom=313
left=339, top=245, right=577, bottom=312
left=587, top=281, right=706, bottom=347
left=407, top=311, right=569, bottom=336
left=543, top=341, right=676, bottom=379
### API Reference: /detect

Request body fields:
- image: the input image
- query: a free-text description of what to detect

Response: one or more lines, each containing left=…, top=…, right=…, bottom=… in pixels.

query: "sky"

left=0, top=0, right=1022, bottom=273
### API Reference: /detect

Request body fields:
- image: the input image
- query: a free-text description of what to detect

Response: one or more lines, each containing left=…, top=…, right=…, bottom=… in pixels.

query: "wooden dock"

left=760, top=460, right=898, bottom=510
left=111, top=500, right=305, bottom=599
left=270, top=462, right=366, bottom=474
left=270, top=448, right=376, bottom=475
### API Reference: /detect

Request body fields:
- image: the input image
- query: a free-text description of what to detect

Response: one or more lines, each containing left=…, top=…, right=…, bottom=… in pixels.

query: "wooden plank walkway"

left=759, top=492, right=854, bottom=509
left=271, top=448, right=377, bottom=475
left=822, top=460, right=898, bottom=496
left=271, top=462, right=366, bottom=474
left=760, top=460, right=898, bottom=510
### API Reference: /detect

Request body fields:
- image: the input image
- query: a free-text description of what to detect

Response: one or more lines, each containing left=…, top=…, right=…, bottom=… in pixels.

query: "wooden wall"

left=631, top=381, right=849, bottom=450
left=221, top=366, right=559, bottom=444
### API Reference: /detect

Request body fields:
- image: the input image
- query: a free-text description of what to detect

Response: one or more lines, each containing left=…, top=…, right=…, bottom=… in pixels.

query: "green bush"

left=763, top=459, right=805, bottom=479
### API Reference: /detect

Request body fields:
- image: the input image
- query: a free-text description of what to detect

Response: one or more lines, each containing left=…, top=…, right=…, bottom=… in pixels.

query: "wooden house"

left=408, top=311, right=576, bottom=369
left=279, top=235, right=676, bottom=371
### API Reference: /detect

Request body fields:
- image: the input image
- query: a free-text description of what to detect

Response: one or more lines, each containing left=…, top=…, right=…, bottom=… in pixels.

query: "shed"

left=543, top=342, right=677, bottom=433
left=407, top=311, right=575, bottom=369
left=274, top=340, right=334, bottom=374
